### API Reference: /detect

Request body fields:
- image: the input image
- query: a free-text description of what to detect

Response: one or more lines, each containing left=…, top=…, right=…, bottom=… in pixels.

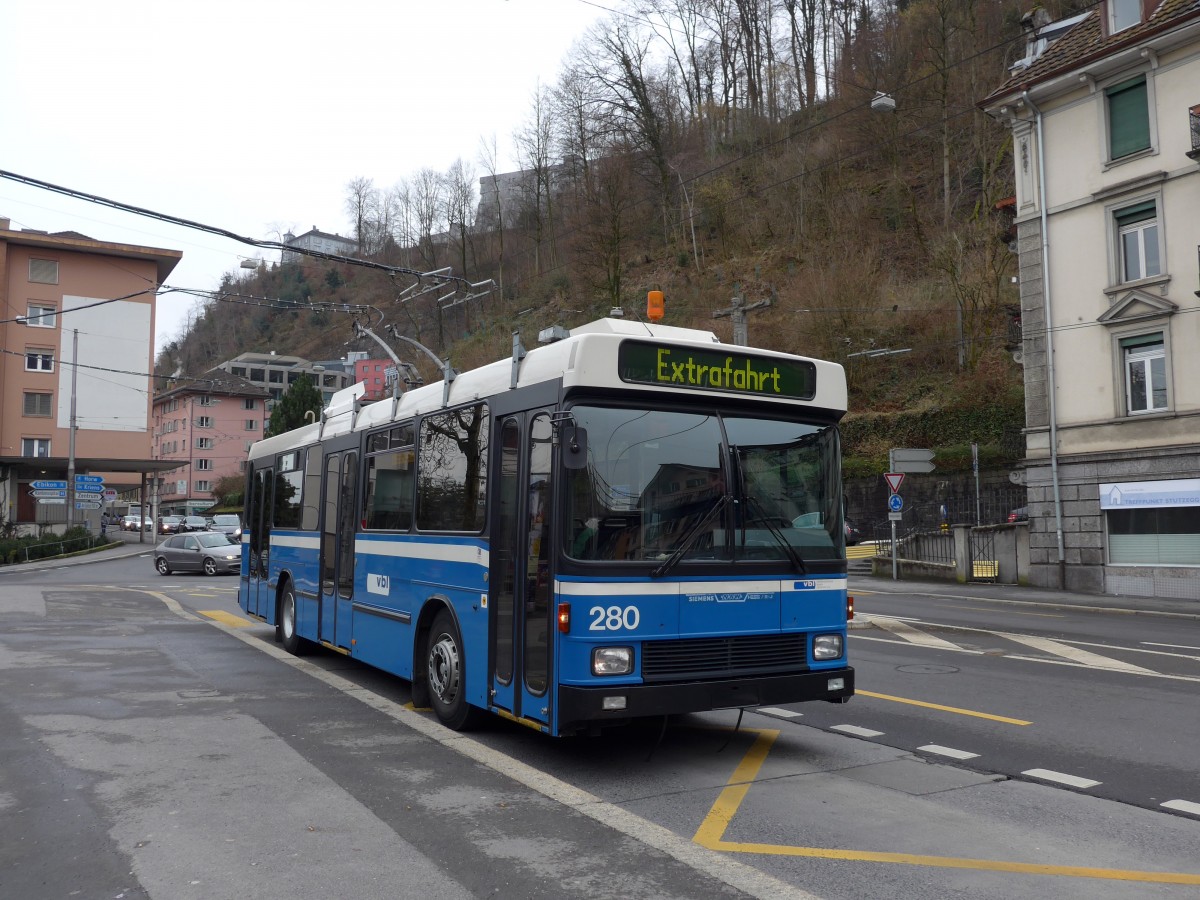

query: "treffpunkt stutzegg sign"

left=1099, top=479, right=1200, bottom=509
left=617, top=341, right=815, bottom=399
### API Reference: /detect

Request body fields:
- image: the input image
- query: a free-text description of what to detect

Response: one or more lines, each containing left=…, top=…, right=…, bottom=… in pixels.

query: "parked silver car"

left=154, top=532, right=241, bottom=576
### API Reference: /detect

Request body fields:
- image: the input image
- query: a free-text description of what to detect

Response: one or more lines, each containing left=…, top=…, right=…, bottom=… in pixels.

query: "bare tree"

left=513, top=82, right=558, bottom=274
left=412, top=167, right=445, bottom=270
left=345, top=177, right=377, bottom=255
left=477, top=134, right=506, bottom=298
left=444, top=157, right=477, bottom=277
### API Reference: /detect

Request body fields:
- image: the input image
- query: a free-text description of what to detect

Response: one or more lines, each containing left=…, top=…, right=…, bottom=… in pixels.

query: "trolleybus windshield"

left=563, top=405, right=842, bottom=565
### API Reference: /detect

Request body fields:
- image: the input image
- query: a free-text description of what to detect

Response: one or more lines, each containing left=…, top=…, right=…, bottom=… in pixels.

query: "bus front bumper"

left=557, top=667, right=854, bottom=733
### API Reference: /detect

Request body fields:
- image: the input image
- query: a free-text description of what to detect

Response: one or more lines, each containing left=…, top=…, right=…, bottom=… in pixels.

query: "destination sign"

left=617, top=341, right=815, bottom=399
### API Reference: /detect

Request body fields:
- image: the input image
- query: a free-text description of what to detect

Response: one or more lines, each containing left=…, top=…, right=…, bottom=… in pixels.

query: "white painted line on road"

left=918, top=745, right=980, bottom=760
left=869, top=617, right=965, bottom=651
left=850, top=634, right=983, bottom=656
left=999, top=632, right=1157, bottom=674
left=831, top=724, right=884, bottom=737
left=1161, top=799, right=1200, bottom=816
left=1021, top=769, right=1101, bottom=789
left=757, top=707, right=803, bottom=718
left=1141, top=641, right=1200, bottom=652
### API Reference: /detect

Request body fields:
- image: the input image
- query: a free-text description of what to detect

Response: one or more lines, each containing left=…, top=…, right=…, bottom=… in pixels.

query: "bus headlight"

left=813, top=634, right=843, bottom=660
left=592, top=646, right=633, bottom=675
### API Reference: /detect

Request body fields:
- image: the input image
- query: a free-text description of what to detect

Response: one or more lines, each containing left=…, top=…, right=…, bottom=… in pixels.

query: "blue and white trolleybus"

left=238, top=302, right=854, bottom=735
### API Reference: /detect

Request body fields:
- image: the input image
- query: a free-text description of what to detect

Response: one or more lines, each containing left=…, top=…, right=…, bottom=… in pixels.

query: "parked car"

left=209, top=514, right=243, bottom=539
left=181, top=515, right=210, bottom=532
left=158, top=515, right=183, bottom=534
left=1007, top=507, right=1029, bottom=523
left=154, top=532, right=241, bottom=576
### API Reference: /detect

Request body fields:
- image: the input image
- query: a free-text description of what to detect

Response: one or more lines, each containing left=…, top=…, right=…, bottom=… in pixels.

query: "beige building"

left=982, top=2, right=1200, bottom=598
left=0, top=218, right=181, bottom=530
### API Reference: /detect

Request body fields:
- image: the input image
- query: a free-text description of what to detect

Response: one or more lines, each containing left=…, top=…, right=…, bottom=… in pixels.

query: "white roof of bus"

left=248, top=316, right=847, bottom=461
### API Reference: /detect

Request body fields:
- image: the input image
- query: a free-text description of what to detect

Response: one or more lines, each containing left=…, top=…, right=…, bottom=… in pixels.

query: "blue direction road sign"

left=75, top=501, right=102, bottom=510
left=75, top=475, right=104, bottom=486
left=75, top=491, right=103, bottom=500
left=888, top=494, right=904, bottom=512
left=30, top=489, right=67, bottom=498
left=31, top=480, right=67, bottom=491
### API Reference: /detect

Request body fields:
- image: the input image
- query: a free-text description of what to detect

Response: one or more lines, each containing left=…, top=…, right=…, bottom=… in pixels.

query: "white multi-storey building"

left=982, top=2, right=1200, bottom=599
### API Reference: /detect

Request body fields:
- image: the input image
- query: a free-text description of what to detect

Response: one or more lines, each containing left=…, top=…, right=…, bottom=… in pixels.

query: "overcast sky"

left=2, top=0, right=609, bottom=356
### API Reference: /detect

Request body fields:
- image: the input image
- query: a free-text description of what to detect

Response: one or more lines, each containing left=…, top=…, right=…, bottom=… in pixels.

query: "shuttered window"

left=1107, top=77, right=1150, bottom=159
left=23, top=392, right=53, bottom=416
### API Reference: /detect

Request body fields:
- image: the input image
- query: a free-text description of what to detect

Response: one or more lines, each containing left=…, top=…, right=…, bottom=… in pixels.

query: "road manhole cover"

left=896, top=664, right=960, bottom=674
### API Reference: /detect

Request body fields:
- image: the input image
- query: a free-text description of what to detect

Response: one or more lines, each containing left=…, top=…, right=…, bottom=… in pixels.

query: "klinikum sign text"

left=618, top=341, right=815, bottom=399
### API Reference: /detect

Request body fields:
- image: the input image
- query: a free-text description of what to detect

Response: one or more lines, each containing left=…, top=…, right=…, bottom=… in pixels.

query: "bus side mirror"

left=562, top=426, right=588, bottom=470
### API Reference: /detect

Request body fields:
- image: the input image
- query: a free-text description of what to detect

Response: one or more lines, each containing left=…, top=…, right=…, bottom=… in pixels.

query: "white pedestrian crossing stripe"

left=870, top=617, right=963, bottom=651
left=997, top=632, right=1156, bottom=674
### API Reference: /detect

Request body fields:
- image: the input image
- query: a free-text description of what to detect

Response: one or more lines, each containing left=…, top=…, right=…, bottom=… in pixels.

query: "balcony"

left=1188, top=104, right=1200, bottom=161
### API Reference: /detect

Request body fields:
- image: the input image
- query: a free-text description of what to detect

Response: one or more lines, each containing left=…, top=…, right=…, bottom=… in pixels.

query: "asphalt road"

left=0, top=549, right=1197, bottom=899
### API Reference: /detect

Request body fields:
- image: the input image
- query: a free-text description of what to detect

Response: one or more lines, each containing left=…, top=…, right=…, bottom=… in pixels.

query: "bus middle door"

left=489, top=412, right=554, bottom=728
left=319, top=450, right=359, bottom=651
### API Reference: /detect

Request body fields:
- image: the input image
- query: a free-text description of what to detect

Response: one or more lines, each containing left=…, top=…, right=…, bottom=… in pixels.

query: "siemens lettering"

left=657, top=348, right=781, bottom=392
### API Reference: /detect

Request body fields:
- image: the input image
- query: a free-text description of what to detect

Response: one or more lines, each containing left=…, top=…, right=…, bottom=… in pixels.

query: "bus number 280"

left=589, top=605, right=640, bottom=631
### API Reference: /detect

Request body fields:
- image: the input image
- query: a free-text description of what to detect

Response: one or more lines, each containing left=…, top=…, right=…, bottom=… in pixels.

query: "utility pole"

left=66, top=329, right=79, bottom=527
left=712, top=287, right=771, bottom=346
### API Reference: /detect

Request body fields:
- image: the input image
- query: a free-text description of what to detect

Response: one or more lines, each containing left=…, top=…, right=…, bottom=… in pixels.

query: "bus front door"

left=245, top=467, right=273, bottom=619
left=490, top=413, right=554, bottom=728
left=319, top=450, right=359, bottom=650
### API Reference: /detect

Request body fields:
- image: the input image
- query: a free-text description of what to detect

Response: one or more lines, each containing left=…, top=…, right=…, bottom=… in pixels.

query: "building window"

left=288, top=372, right=299, bottom=385
left=196, top=416, right=214, bottom=428
left=25, top=304, right=56, bottom=328
left=1106, top=76, right=1150, bottom=160
left=1108, top=0, right=1141, bottom=34
left=250, top=368, right=265, bottom=381
left=22, top=438, right=51, bottom=457
left=1108, top=507, right=1200, bottom=566
left=196, top=458, right=213, bottom=470
left=243, top=398, right=256, bottom=410
left=25, top=350, right=54, bottom=372
left=195, top=480, right=212, bottom=492
left=268, top=370, right=284, bottom=383
left=1122, top=333, right=1167, bottom=415
left=246, top=420, right=259, bottom=431
left=1115, top=201, right=1160, bottom=282
left=195, top=437, right=213, bottom=449
left=197, top=395, right=215, bottom=406
left=231, top=366, right=247, bottom=377
left=23, top=392, right=53, bottom=417
left=28, top=258, right=59, bottom=284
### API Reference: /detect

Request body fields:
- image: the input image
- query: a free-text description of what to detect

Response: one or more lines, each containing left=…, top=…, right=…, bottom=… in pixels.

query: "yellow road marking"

left=695, top=727, right=1200, bottom=884
left=198, top=610, right=255, bottom=628
left=856, top=689, right=1032, bottom=725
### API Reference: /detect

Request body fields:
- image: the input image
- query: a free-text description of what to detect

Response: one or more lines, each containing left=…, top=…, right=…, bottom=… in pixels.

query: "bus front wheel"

left=427, top=610, right=479, bottom=730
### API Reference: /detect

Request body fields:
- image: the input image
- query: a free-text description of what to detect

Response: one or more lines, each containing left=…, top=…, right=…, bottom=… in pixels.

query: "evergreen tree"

left=267, top=373, right=323, bottom=437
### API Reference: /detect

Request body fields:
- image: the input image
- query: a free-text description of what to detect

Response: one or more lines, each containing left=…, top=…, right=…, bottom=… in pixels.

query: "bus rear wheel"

left=279, top=584, right=308, bottom=656
left=427, top=610, right=479, bottom=730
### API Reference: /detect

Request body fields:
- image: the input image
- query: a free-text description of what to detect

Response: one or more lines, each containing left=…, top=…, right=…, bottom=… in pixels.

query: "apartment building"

left=152, top=370, right=269, bottom=515
left=0, top=218, right=181, bottom=529
left=282, top=227, right=357, bottom=265
left=982, top=2, right=1200, bottom=599
left=215, top=351, right=350, bottom=409
left=354, top=356, right=394, bottom=400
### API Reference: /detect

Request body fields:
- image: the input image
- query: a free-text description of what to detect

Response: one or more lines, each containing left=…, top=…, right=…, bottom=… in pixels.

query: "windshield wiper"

left=650, top=493, right=733, bottom=578
left=741, top=495, right=807, bottom=575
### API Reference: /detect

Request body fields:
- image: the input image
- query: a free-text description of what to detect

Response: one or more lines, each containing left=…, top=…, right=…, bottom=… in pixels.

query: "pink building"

left=152, top=370, right=269, bottom=515
left=0, top=218, right=181, bottom=530
left=354, top=357, right=394, bottom=400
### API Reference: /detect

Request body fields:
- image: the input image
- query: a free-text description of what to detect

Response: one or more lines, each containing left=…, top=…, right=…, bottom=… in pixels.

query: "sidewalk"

left=850, top=571, right=1200, bottom=619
